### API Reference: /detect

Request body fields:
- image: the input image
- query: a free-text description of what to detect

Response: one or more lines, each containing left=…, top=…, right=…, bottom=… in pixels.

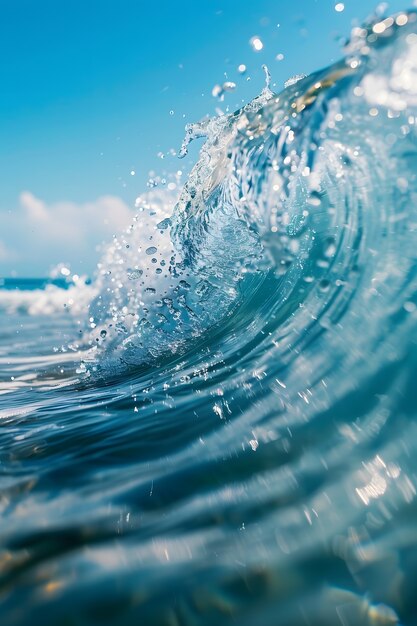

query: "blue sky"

left=0, top=0, right=408, bottom=276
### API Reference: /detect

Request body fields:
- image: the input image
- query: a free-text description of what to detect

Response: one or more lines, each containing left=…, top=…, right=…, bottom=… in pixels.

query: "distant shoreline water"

left=0, top=277, right=87, bottom=290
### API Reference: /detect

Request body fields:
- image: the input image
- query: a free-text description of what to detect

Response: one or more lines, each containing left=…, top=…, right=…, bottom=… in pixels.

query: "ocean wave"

left=79, top=12, right=417, bottom=387
left=1, top=11, right=417, bottom=625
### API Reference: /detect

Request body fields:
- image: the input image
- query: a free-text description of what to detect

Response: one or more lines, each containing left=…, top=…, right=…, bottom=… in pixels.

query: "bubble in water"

left=335, top=3, right=344, bottom=11
left=238, top=64, right=247, bottom=74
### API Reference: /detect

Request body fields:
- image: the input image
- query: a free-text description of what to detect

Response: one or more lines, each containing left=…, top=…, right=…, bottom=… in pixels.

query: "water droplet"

left=127, top=268, right=143, bottom=280
left=212, top=81, right=236, bottom=101
left=262, top=64, right=271, bottom=89
left=396, top=14, right=408, bottom=26
left=249, top=36, right=264, bottom=52
left=212, top=84, right=224, bottom=100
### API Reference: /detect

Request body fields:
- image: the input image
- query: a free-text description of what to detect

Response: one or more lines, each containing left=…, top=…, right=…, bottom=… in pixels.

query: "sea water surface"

left=1, top=11, right=417, bottom=626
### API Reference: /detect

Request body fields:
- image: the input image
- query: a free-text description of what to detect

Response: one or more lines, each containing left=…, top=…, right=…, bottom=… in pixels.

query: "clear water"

left=1, top=12, right=417, bottom=626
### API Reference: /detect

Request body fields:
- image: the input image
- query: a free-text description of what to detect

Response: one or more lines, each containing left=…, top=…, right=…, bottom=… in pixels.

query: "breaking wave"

left=1, top=11, right=417, bottom=626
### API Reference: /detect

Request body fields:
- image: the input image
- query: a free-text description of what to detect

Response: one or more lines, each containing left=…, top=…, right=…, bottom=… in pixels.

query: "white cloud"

left=0, top=192, right=135, bottom=276
left=19, top=191, right=133, bottom=239
left=20, top=192, right=50, bottom=221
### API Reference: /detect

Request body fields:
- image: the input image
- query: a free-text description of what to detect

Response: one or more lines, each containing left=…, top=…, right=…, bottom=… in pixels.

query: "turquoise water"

left=1, top=11, right=417, bottom=625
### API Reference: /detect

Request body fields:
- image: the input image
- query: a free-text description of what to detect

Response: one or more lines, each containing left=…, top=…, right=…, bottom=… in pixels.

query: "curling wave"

left=1, top=11, right=417, bottom=626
